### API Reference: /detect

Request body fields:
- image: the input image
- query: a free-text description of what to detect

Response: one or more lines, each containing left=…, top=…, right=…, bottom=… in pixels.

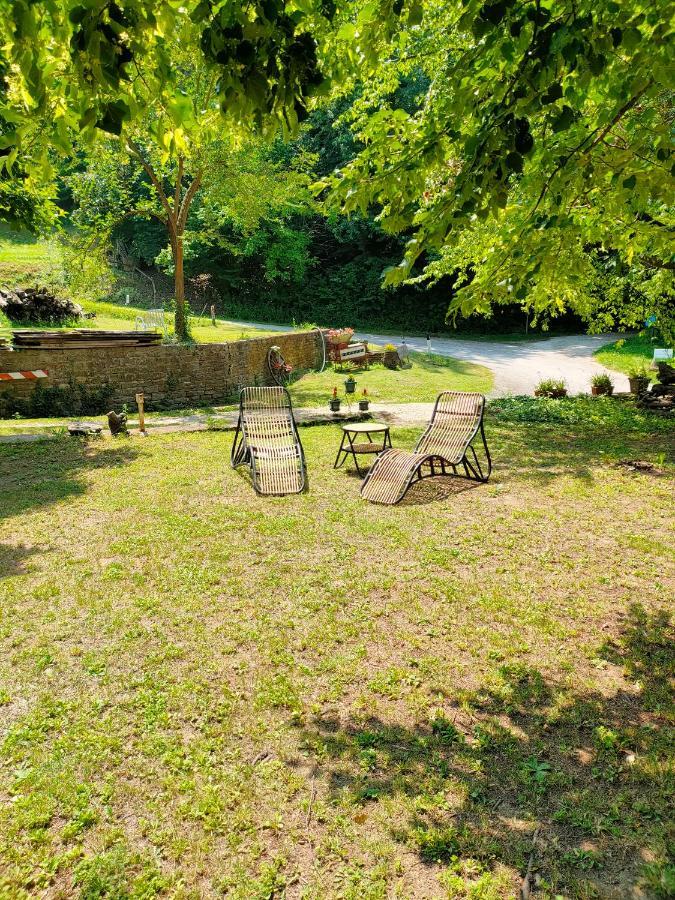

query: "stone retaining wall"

left=0, top=330, right=323, bottom=411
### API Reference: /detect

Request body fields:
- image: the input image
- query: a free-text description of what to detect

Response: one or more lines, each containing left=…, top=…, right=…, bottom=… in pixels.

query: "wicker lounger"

left=361, top=391, right=491, bottom=505
left=231, top=386, right=306, bottom=495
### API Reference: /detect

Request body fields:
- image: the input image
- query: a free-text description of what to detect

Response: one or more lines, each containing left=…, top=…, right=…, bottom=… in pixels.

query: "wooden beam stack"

left=11, top=330, right=163, bottom=350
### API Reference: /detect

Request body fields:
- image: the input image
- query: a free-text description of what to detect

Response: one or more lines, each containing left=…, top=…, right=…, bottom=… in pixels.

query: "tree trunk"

left=174, top=234, right=187, bottom=341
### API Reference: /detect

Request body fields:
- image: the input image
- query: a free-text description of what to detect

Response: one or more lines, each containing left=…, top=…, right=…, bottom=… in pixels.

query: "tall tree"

left=323, top=0, right=674, bottom=335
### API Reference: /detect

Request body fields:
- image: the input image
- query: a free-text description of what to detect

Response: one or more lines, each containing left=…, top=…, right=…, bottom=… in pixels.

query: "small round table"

left=333, top=422, right=392, bottom=477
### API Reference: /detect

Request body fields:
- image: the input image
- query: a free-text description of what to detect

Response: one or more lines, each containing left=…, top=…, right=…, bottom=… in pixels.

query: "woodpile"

left=638, top=363, right=675, bottom=415
left=0, top=287, right=83, bottom=325
left=11, top=329, right=163, bottom=349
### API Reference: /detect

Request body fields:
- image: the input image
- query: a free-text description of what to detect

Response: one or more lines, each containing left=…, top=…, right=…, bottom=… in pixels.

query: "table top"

left=342, top=422, right=389, bottom=433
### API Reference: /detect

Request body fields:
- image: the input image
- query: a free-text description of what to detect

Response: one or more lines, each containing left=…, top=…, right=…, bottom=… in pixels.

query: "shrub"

left=0, top=380, right=114, bottom=418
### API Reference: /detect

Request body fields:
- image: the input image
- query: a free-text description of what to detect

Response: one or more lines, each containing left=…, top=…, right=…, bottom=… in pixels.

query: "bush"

left=0, top=379, right=114, bottom=418
left=488, top=396, right=672, bottom=433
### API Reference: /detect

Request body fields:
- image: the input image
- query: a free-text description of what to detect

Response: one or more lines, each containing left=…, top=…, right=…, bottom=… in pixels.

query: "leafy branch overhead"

left=0, top=0, right=672, bottom=334
left=323, top=0, right=674, bottom=329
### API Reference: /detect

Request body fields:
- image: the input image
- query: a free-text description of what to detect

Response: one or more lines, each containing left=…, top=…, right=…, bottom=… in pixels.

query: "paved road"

left=231, top=319, right=626, bottom=396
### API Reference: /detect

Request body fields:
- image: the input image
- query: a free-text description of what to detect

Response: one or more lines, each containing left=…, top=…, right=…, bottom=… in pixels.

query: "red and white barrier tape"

left=0, top=369, right=49, bottom=381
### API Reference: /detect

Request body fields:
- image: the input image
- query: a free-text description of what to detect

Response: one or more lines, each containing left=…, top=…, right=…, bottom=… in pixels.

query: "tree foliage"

left=323, top=0, right=675, bottom=335
left=1, top=1, right=672, bottom=336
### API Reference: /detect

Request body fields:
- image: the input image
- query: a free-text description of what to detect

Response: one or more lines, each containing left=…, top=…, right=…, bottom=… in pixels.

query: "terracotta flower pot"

left=629, top=377, right=649, bottom=395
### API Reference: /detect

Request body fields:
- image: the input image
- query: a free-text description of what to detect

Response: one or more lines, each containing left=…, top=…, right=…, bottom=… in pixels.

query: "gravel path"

left=232, top=319, right=625, bottom=396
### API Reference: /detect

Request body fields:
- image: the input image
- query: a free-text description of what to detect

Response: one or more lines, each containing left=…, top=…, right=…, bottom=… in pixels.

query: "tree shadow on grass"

left=0, top=437, right=140, bottom=523
left=0, top=541, right=42, bottom=579
left=297, top=604, right=674, bottom=897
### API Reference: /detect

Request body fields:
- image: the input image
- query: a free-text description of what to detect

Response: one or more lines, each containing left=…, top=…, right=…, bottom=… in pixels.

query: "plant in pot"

left=628, top=366, right=650, bottom=395
left=534, top=378, right=567, bottom=399
left=359, top=388, right=370, bottom=411
left=344, top=374, right=357, bottom=394
left=590, top=373, right=614, bottom=396
left=329, top=386, right=341, bottom=412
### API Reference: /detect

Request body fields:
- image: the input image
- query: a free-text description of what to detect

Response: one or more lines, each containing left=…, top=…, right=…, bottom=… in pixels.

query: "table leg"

left=334, top=433, right=348, bottom=469
left=347, top=432, right=365, bottom=477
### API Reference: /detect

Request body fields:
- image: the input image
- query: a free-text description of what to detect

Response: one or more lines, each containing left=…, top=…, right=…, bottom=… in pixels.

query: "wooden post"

left=210, top=304, right=216, bottom=327
left=135, top=392, right=146, bottom=435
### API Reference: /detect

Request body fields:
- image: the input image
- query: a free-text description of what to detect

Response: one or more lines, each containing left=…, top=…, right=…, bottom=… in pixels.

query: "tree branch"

left=126, top=139, right=174, bottom=226
left=584, top=81, right=652, bottom=154
left=530, top=81, right=653, bottom=216
left=177, top=171, right=203, bottom=234
left=174, top=156, right=184, bottom=217
left=640, top=255, right=675, bottom=271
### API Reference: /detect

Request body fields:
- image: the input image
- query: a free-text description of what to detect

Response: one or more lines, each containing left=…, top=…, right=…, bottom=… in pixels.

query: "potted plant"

left=383, top=344, right=400, bottom=370
left=590, top=373, right=614, bottom=396
left=534, top=378, right=567, bottom=399
left=628, top=366, right=650, bottom=395
left=344, top=374, right=357, bottom=394
left=329, top=386, right=341, bottom=412
left=359, top=388, right=370, bottom=411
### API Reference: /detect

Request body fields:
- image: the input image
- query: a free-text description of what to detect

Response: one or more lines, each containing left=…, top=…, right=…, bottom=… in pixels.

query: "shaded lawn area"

left=289, top=352, right=493, bottom=407
left=0, top=401, right=673, bottom=898
left=594, top=333, right=666, bottom=378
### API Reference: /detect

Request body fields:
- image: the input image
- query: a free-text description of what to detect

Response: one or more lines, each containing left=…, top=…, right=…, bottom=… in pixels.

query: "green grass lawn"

left=594, top=333, right=667, bottom=377
left=0, top=224, right=60, bottom=282
left=0, top=399, right=673, bottom=898
left=290, top=353, right=493, bottom=407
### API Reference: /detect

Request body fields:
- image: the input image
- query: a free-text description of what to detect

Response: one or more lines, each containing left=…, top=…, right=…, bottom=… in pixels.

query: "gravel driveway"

left=233, top=319, right=625, bottom=397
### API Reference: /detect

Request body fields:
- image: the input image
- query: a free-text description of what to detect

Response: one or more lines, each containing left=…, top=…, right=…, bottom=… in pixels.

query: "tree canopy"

left=323, top=0, right=674, bottom=334
left=0, top=0, right=673, bottom=335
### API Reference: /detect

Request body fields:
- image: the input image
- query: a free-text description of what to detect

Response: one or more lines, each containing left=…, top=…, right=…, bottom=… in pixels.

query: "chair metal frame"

left=360, top=391, right=492, bottom=505
left=231, top=386, right=306, bottom=496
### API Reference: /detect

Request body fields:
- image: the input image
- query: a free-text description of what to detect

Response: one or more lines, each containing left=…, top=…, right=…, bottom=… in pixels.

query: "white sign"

left=339, top=342, right=367, bottom=361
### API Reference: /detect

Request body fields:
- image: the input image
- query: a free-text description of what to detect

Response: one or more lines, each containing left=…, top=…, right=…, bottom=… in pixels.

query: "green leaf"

left=623, top=27, right=642, bottom=51
left=551, top=105, right=574, bottom=133
left=541, top=83, right=563, bottom=105
left=505, top=151, right=523, bottom=173
left=407, top=1, right=423, bottom=26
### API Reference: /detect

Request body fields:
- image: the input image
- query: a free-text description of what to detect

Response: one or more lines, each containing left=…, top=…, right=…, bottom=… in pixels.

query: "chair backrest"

left=415, top=391, right=485, bottom=458
left=239, top=386, right=297, bottom=446
left=135, top=308, right=166, bottom=333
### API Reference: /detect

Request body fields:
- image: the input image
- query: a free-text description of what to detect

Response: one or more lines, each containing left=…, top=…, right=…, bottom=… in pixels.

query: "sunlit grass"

left=595, top=333, right=666, bottom=376
left=289, top=352, right=493, bottom=407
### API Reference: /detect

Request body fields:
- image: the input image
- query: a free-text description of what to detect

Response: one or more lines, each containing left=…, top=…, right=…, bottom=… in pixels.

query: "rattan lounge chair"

left=361, top=391, right=491, bottom=505
left=231, top=386, right=306, bottom=495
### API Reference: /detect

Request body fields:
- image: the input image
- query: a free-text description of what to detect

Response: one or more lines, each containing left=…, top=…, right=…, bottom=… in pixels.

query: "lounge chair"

left=360, top=391, right=491, bottom=505
left=231, top=386, right=306, bottom=495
